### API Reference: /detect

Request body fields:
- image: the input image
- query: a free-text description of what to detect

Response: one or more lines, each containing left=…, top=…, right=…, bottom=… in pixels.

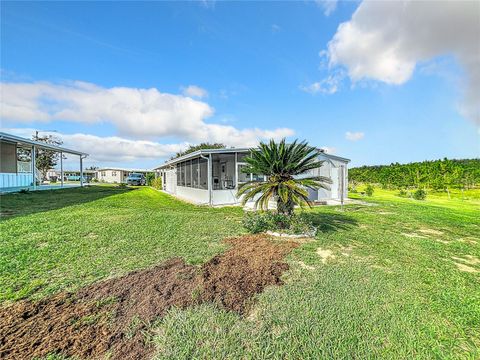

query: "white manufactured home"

left=154, top=147, right=350, bottom=206
left=96, top=168, right=150, bottom=184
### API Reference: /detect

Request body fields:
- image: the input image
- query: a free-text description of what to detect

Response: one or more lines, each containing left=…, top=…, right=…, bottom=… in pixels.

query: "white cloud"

left=326, top=0, right=480, bottom=124
left=316, top=0, right=338, bottom=16
left=271, top=24, right=281, bottom=33
left=301, top=72, right=344, bottom=94
left=181, top=85, right=209, bottom=98
left=345, top=131, right=364, bottom=141
left=1, top=127, right=186, bottom=164
left=0, top=80, right=294, bottom=144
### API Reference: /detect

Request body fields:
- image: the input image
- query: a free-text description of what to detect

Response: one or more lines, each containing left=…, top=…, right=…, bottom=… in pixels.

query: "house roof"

left=154, top=147, right=250, bottom=169
left=0, top=132, right=88, bottom=157
left=154, top=146, right=350, bottom=170
left=97, top=167, right=152, bottom=173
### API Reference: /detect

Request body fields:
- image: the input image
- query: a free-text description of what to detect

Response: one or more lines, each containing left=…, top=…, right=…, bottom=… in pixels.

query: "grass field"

left=1, top=185, right=479, bottom=358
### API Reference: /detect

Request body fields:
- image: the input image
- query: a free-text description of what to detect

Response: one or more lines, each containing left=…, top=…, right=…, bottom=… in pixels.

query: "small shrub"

left=150, top=177, right=162, bottom=190
left=242, top=211, right=272, bottom=233
left=398, top=189, right=408, bottom=197
left=365, top=184, right=374, bottom=197
left=50, top=176, right=58, bottom=183
left=117, top=183, right=129, bottom=189
left=349, top=186, right=358, bottom=193
left=413, top=189, right=427, bottom=200
left=288, top=213, right=317, bottom=237
left=243, top=211, right=316, bottom=235
left=18, top=188, right=30, bottom=194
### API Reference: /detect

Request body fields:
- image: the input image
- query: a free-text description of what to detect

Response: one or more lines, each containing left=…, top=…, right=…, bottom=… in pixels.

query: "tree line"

left=349, top=158, right=480, bottom=190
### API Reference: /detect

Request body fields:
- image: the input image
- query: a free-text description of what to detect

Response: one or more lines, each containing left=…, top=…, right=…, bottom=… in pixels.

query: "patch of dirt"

left=419, top=228, right=444, bottom=235
left=401, top=232, right=427, bottom=239
left=454, top=262, right=479, bottom=273
left=0, top=235, right=296, bottom=360
left=452, top=255, right=480, bottom=266
left=316, top=248, right=335, bottom=264
left=338, top=245, right=355, bottom=257
left=458, top=237, right=479, bottom=245
left=296, top=261, right=316, bottom=270
left=201, top=236, right=298, bottom=314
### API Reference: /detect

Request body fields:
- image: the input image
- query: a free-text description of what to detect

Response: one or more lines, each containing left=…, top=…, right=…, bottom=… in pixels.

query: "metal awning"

left=0, top=132, right=88, bottom=157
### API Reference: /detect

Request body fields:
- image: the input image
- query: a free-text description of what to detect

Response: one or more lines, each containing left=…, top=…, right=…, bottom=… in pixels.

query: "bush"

left=151, top=177, right=162, bottom=190
left=146, top=172, right=156, bottom=186
left=50, top=176, right=58, bottom=183
left=242, top=211, right=316, bottom=236
left=413, top=189, right=427, bottom=200
left=365, top=184, right=374, bottom=197
left=398, top=189, right=408, bottom=197
left=349, top=186, right=358, bottom=193
left=117, top=183, right=129, bottom=189
left=18, top=188, right=30, bottom=194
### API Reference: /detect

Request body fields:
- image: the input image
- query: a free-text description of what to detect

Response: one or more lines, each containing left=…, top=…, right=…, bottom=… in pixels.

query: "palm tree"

left=237, top=138, right=331, bottom=215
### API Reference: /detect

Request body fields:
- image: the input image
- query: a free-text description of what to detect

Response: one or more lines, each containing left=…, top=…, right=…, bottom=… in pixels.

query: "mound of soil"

left=0, top=235, right=297, bottom=360
left=201, top=236, right=297, bottom=314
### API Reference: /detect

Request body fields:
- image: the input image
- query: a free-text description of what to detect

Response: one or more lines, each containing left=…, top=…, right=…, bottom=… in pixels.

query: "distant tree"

left=32, top=133, right=63, bottom=181
left=349, top=158, right=480, bottom=191
left=172, top=143, right=226, bottom=159
left=365, top=184, right=374, bottom=197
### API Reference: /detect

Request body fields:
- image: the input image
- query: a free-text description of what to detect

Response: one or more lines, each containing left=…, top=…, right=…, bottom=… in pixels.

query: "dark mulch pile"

left=0, top=235, right=298, bottom=360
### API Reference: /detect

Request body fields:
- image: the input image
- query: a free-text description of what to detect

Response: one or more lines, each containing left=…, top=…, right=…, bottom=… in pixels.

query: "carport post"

left=31, top=145, right=36, bottom=190
left=60, top=151, right=64, bottom=187
left=80, top=155, right=84, bottom=187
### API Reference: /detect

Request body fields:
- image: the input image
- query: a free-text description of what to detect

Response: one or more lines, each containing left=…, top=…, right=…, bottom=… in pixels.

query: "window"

left=101, top=171, right=106, bottom=177
left=112, top=171, right=117, bottom=176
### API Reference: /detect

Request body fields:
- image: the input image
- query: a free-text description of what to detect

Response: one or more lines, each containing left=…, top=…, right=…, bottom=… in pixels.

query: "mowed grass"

left=0, top=186, right=244, bottom=302
left=1, top=185, right=479, bottom=358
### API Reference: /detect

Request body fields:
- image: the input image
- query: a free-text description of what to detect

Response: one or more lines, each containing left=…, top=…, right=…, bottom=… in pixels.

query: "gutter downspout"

left=200, top=154, right=212, bottom=206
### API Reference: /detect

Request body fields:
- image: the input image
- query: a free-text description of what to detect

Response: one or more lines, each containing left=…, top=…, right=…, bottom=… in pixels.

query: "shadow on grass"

left=0, top=185, right=136, bottom=220
left=303, top=211, right=358, bottom=233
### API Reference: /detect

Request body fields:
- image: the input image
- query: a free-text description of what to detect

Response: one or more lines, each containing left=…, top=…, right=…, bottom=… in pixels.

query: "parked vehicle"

left=126, top=173, right=146, bottom=186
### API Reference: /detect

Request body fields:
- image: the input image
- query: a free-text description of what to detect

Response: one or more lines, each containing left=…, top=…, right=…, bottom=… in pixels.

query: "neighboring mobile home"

left=154, top=147, right=349, bottom=206
left=0, top=132, right=88, bottom=192
left=96, top=168, right=150, bottom=184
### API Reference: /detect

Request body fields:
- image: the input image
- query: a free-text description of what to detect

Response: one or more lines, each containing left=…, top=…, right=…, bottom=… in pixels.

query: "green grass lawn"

left=1, top=185, right=479, bottom=359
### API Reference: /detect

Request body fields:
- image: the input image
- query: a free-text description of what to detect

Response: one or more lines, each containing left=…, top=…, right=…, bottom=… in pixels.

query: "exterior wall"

left=176, top=186, right=209, bottom=204
left=0, top=141, right=17, bottom=173
left=97, top=170, right=123, bottom=183
left=0, top=173, right=32, bottom=188
left=212, top=189, right=238, bottom=205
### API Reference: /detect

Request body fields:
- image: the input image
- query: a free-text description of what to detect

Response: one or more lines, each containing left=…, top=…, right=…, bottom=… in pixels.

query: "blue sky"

left=1, top=1, right=479, bottom=169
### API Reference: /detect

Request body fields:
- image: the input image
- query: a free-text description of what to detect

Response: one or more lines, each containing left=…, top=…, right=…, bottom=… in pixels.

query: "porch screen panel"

left=185, top=160, right=192, bottom=187
left=192, top=158, right=199, bottom=188
left=199, top=158, right=208, bottom=189
left=176, top=163, right=181, bottom=186
left=180, top=162, right=186, bottom=186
